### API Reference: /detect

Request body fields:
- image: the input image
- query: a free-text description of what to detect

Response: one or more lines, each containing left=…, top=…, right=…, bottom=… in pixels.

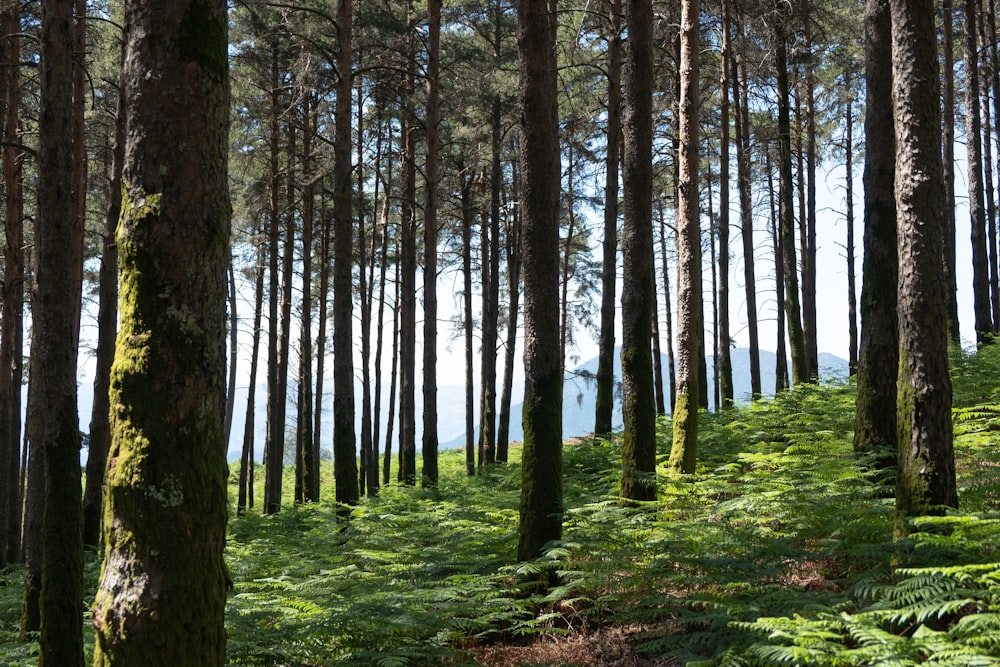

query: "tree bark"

left=855, top=0, right=897, bottom=471
left=398, top=0, right=417, bottom=485
left=890, top=0, right=958, bottom=527
left=964, top=0, right=993, bottom=343
left=668, top=0, right=701, bottom=475
left=333, top=0, right=359, bottom=505
left=941, top=0, right=960, bottom=342
left=238, top=232, right=266, bottom=514
left=595, top=0, right=622, bottom=436
left=718, top=0, right=734, bottom=408
left=92, top=0, right=230, bottom=662
left=422, top=0, right=441, bottom=486
left=516, top=0, right=563, bottom=561
left=36, top=0, right=83, bottom=661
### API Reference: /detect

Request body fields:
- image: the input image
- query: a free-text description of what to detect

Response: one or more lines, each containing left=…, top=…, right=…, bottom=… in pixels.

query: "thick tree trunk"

left=621, top=0, right=656, bottom=499
left=92, top=0, right=230, bottom=662
left=668, top=0, right=701, bottom=475
left=516, top=0, right=563, bottom=561
left=333, top=0, right=359, bottom=505
left=855, top=0, right=897, bottom=471
left=890, top=0, right=958, bottom=527
left=595, top=0, right=622, bottom=436
left=36, top=1, right=83, bottom=661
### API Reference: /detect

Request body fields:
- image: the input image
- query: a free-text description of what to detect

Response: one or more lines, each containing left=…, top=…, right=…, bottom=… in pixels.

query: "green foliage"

left=3, top=352, right=1000, bottom=664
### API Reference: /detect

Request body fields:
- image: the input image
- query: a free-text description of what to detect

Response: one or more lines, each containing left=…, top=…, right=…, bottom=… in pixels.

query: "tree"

left=668, top=0, right=701, bottom=475
left=595, top=0, right=622, bottom=436
left=36, top=0, right=83, bottom=662
left=963, top=0, right=993, bottom=344
left=333, top=0, right=359, bottom=506
left=91, top=0, right=231, bottom=661
left=718, top=0, right=734, bottom=408
left=516, top=0, right=562, bottom=562
left=620, top=0, right=656, bottom=500
left=423, top=0, right=441, bottom=486
left=854, top=0, right=897, bottom=470
left=889, top=0, right=958, bottom=527
left=772, top=8, right=809, bottom=386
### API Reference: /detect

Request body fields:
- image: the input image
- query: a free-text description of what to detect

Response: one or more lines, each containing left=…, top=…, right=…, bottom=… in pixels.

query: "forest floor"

left=1, top=346, right=1000, bottom=665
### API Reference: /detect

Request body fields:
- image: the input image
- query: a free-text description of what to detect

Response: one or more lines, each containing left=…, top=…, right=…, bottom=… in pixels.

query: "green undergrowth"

left=1, top=346, right=1000, bottom=665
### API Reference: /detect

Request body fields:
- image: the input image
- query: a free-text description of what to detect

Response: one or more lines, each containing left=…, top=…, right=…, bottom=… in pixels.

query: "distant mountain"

left=448, top=347, right=850, bottom=447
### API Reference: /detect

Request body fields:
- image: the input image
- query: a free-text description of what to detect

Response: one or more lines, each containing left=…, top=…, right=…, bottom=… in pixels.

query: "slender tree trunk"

left=890, top=0, right=958, bottom=527
left=964, top=0, right=993, bottom=344
left=263, top=42, right=285, bottom=515
left=845, top=68, right=859, bottom=376
left=92, top=0, right=231, bottom=660
left=595, top=0, right=622, bottom=435
left=668, top=0, right=701, bottom=475
left=855, top=0, right=897, bottom=471
left=333, top=0, right=359, bottom=505
left=718, top=0, right=734, bottom=407
left=658, top=206, right=677, bottom=408
left=374, top=122, right=393, bottom=486
left=314, top=190, right=330, bottom=493
left=802, top=23, right=819, bottom=378
left=774, top=16, right=809, bottom=385
left=20, top=368, right=41, bottom=635
left=768, top=152, right=789, bottom=393
left=516, top=0, right=563, bottom=561
left=462, top=171, right=476, bottom=476
left=357, top=77, right=377, bottom=498
left=384, top=270, right=400, bottom=486
left=733, top=24, right=761, bottom=398
left=83, top=74, right=124, bottom=549
left=497, top=181, right=521, bottom=462
left=36, top=1, right=83, bottom=661
left=421, top=0, right=441, bottom=487
left=298, top=89, right=316, bottom=503
left=479, top=96, right=503, bottom=468
left=238, top=233, right=266, bottom=514
left=398, top=0, right=417, bottom=485
left=226, top=261, right=239, bottom=449
left=979, top=12, right=1000, bottom=334
left=0, top=0, right=23, bottom=565
left=708, top=184, right=719, bottom=412
left=651, top=287, right=666, bottom=416
left=942, top=0, right=960, bottom=342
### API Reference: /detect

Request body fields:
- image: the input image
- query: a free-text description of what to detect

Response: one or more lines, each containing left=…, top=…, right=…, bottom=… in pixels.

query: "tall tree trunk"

left=718, top=0, right=734, bottom=408
left=774, top=15, right=809, bottom=385
left=92, top=0, right=231, bottom=660
left=398, top=0, right=417, bottom=485
left=263, top=42, right=285, bottom=515
left=422, top=0, right=441, bottom=487
left=497, top=178, right=521, bottom=462
left=845, top=68, right=859, bottom=376
left=83, top=74, right=124, bottom=549
left=652, top=289, right=666, bottom=416
left=768, top=152, right=790, bottom=393
left=979, top=11, right=1000, bottom=335
left=298, top=89, right=316, bottom=503
left=890, top=0, right=958, bottom=528
left=333, top=0, right=359, bottom=505
left=941, top=0, right=960, bottom=342
left=238, top=233, right=266, bottom=514
left=0, top=0, right=23, bottom=565
left=658, top=206, right=677, bottom=408
left=515, top=0, right=563, bottom=561
left=964, top=0, right=993, bottom=344
left=357, top=77, right=377, bottom=498
left=462, top=171, right=476, bottom=476
left=668, top=0, right=701, bottom=475
left=595, top=0, right=622, bottom=435
left=374, top=122, right=393, bottom=486
left=732, top=22, right=761, bottom=398
left=36, top=1, right=83, bottom=661
left=314, top=191, right=331, bottom=494
left=226, top=262, right=239, bottom=449
left=802, top=22, right=819, bottom=378
left=621, top=0, right=656, bottom=499
left=854, top=0, right=897, bottom=471
left=479, top=94, right=503, bottom=468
